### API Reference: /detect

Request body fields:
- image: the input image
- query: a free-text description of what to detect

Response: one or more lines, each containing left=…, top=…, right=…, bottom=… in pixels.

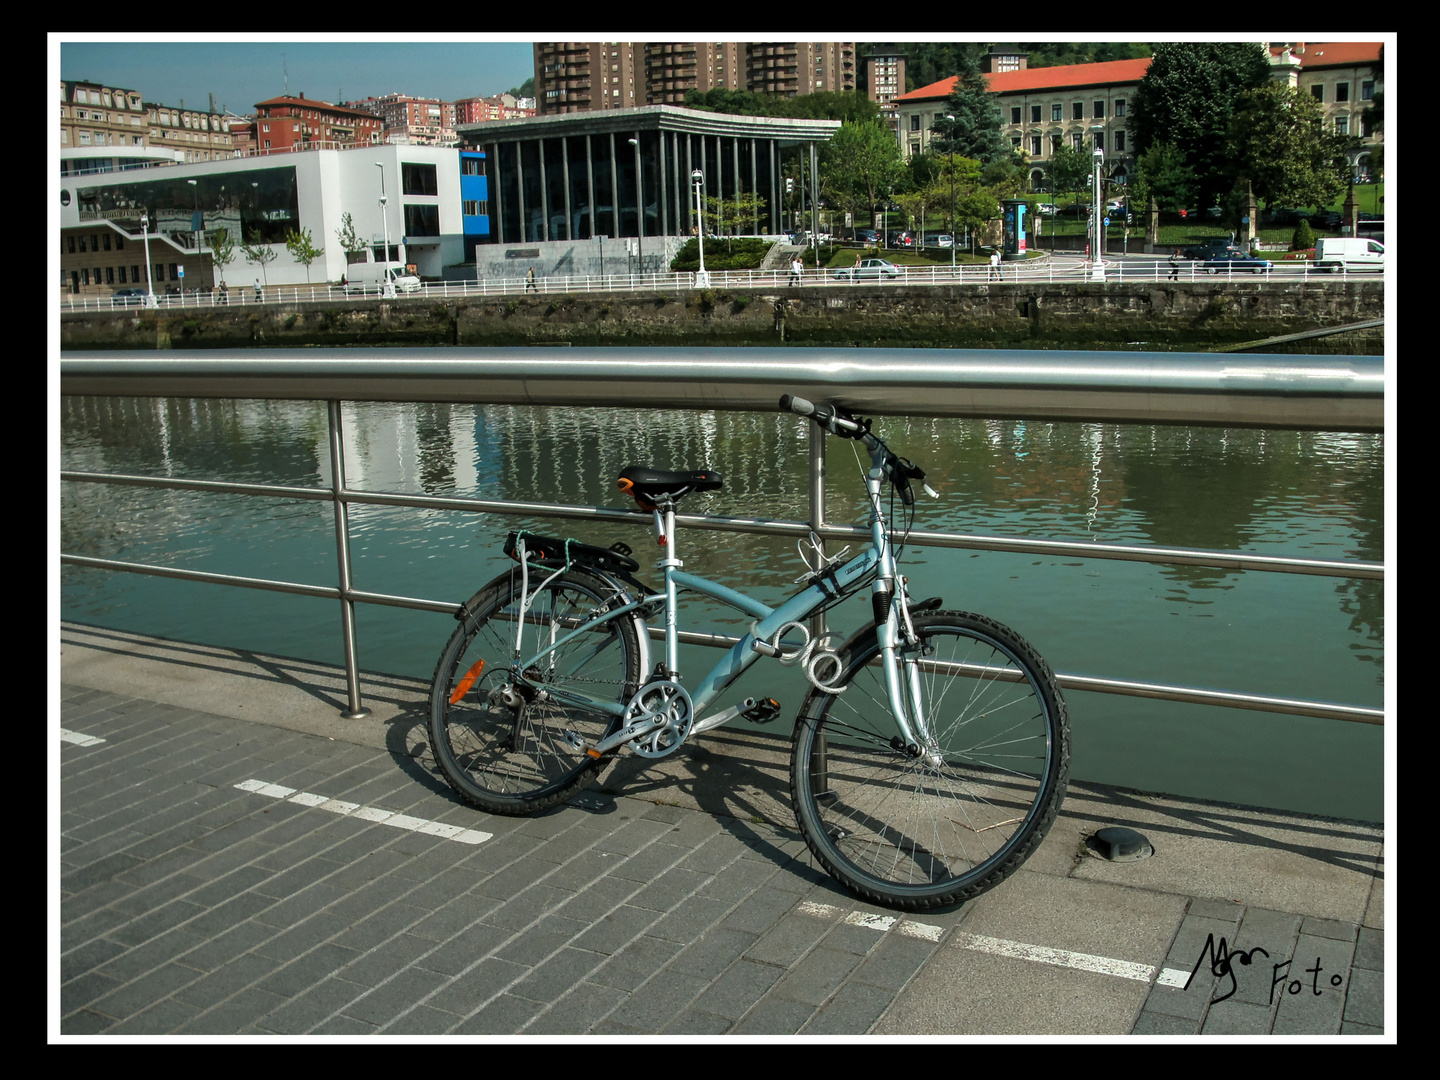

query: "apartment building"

left=865, top=52, right=907, bottom=122
left=533, top=42, right=855, bottom=115
left=1268, top=42, right=1383, bottom=174
left=252, top=93, right=384, bottom=154
left=455, top=93, right=537, bottom=125
left=61, top=80, right=237, bottom=173
left=352, top=93, right=459, bottom=145
left=745, top=42, right=856, bottom=97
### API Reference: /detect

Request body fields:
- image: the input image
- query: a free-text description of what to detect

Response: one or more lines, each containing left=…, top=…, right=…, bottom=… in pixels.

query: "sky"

left=53, top=35, right=539, bottom=113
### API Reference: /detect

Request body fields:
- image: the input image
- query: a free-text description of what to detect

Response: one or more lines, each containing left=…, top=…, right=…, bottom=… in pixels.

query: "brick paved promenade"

left=54, top=623, right=1390, bottom=1038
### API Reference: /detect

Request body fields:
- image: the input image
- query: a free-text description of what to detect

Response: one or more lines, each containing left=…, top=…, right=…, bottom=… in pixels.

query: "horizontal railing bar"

left=59, top=472, right=1383, bottom=582
left=60, top=350, right=1384, bottom=432
left=61, top=554, right=341, bottom=600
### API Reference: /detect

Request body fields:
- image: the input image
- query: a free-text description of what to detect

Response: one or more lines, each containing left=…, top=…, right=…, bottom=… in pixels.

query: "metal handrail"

left=58, top=352, right=1386, bottom=725
left=58, top=254, right=1384, bottom=313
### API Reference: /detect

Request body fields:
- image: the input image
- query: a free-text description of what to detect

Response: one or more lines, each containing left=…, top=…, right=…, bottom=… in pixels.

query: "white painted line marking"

left=1157, top=967, right=1193, bottom=989
left=235, top=780, right=492, bottom=845
left=898, top=920, right=945, bottom=942
left=60, top=729, right=106, bottom=746
left=798, top=901, right=845, bottom=920
left=954, top=933, right=1157, bottom=982
left=844, top=912, right=897, bottom=932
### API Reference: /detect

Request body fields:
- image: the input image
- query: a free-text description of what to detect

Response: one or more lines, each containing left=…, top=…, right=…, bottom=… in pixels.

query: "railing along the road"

left=59, top=351, right=1385, bottom=725
left=59, top=255, right=1385, bottom=313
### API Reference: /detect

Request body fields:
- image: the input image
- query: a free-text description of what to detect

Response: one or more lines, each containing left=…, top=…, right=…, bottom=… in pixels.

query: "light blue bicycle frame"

left=507, top=443, right=928, bottom=753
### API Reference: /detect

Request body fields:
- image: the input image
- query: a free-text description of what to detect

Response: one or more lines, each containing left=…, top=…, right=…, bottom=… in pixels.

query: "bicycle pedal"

left=740, top=697, right=782, bottom=724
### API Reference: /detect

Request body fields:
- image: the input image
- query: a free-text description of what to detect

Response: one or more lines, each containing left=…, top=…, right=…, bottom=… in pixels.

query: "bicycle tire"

left=790, top=611, right=1069, bottom=910
left=429, top=567, right=643, bottom=815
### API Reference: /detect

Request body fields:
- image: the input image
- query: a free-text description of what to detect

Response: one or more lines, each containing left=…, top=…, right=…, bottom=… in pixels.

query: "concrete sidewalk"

left=54, top=622, right=1390, bottom=1038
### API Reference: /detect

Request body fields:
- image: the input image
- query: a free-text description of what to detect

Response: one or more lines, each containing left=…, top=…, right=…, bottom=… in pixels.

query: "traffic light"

left=786, top=178, right=794, bottom=194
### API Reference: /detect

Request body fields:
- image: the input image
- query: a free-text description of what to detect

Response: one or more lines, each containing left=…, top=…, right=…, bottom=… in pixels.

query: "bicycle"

left=428, top=395, right=1070, bottom=910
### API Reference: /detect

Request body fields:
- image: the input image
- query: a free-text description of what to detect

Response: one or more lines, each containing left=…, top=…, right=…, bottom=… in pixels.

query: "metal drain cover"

left=1092, top=826, right=1154, bottom=861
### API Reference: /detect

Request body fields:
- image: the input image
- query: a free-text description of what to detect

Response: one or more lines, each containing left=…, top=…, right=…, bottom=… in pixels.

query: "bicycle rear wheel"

left=790, top=611, right=1069, bottom=910
left=429, top=568, right=642, bottom=815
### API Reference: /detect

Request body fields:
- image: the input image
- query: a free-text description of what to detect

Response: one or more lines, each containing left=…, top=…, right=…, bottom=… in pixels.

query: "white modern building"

left=59, top=143, right=489, bottom=297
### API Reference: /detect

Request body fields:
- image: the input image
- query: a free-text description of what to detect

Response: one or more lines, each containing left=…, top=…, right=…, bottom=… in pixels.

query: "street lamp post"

left=942, top=116, right=957, bottom=268
left=1090, top=145, right=1106, bottom=281
left=692, top=168, right=709, bottom=288
left=140, top=213, right=157, bottom=308
left=629, top=137, right=644, bottom=279
left=185, top=180, right=203, bottom=292
left=375, top=162, right=395, bottom=298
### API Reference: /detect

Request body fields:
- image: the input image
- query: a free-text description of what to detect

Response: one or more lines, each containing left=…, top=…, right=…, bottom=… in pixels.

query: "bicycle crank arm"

left=582, top=712, right=672, bottom=758
left=690, top=697, right=761, bottom=735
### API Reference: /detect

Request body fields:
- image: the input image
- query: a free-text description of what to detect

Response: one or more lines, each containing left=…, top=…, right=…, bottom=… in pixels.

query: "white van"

left=344, top=261, right=421, bottom=293
left=1314, top=237, right=1384, bottom=273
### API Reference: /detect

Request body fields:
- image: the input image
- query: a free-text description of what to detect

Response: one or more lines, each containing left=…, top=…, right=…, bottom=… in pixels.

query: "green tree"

left=703, top=192, right=767, bottom=247
left=822, top=119, right=907, bottom=231
left=241, top=230, right=277, bottom=288
left=1131, top=141, right=1199, bottom=215
left=954, top=188, right=1000, bottom=255
left=285, top=227, right=325, bottom=283
left=1046, top=141, right=1091, bottom=203
left=1227, top=81, right=1348, bottom=212
left=929, top=51, right=1011, bottom=166
left=206, top=226, right=236, bottom=287
left=335, top=212, right=367, bottom=265
left=1130, top=42, right=1271, bottom=208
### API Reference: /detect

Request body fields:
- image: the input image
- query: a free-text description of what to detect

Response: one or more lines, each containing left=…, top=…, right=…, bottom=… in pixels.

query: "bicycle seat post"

left=657, top=500, right=682, bottom=678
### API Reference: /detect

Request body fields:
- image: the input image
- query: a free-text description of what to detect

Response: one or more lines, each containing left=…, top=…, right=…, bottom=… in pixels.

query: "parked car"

left=110, top=287, right=148, bottom=306
left=1314, top=237, right=1384, bottom=273
left=922, top=232, right=954, bottom=248
left=1181, top=240, right=1241, bottom=260
left=1201, top=252, right=1272, bottom=274
left=833, top=258, right=902, bottom=281
left=853, top=229, right=879, bottom=245
left=1035, top=203, right=1060, bottom=216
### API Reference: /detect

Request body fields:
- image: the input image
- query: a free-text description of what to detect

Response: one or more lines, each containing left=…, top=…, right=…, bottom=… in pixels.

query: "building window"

left=1031, top=135, right=1042, bottom=155
left=1072, top=132, right=1083, bottom=148
left=1093, top=131, right=1104, bottom=151
left=1115, top=98, right=1126, bottom=116
left=910, top=114, right=920, bottom=132
left=1010, top=106, right=1021, bottom=124
left=1114, top=130, right=1126, bottom=152
left=103, top=233, right=111, bottom=251
left=169, top=263, right=179, bottom=280
left=1030, top=104, right=1041, bottom=124
left=1335, top=116, right=1349, bottom=135
left=1311, top=84, right=1324, bottom=102
left=105, top=266, right=115, bottom=285
left=1072, top=101, right=1083, bottom=120
left=132, top=266, right=141, bottom=282
left=67, top=236, right=75, bottom=253
left=1093, top=100, right=1105, bottom=119
left=78, top=235, right=86, bottom=252
left=461, top=156, right=486, bottom=176
left=404, top=203, right=440, bottom=236
left=1052, top=103, right=1063, bottom=122
left=1361, top=80, right=1375, bottom=100
left=1336, top=82, right=1349, bottom=102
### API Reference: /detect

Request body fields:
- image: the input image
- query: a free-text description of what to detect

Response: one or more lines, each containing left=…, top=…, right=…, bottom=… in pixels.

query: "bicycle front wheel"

left=429, top=568, right=643, bottom=815
left=791, top=611, right=1069, bottom=910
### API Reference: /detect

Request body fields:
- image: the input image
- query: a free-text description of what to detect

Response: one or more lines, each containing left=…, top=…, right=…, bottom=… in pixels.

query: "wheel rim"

left=797, top=620, right=1064, bottom=903
left=437, top=577, right=632, bottom=803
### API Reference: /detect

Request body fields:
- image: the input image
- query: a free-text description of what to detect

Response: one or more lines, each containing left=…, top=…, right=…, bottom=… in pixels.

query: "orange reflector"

left=448, top=658, right=486, bottom=705
left=586, top=748, right=603, bottom=759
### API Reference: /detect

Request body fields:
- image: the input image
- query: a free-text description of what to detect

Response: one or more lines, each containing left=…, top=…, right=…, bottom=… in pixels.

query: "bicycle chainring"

left=623, top=679, right=694, bottom=759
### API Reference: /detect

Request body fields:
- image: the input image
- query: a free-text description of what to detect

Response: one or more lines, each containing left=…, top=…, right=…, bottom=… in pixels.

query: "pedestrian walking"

left=989, top=250, right=1001, bottom=280
left=1168, top=249, right=1182, bottom=281
left=525, top=266, right=537, bottom=293
left=790, top=256, right=804, bottom=287
left=253, top=278, right=262, bottom=302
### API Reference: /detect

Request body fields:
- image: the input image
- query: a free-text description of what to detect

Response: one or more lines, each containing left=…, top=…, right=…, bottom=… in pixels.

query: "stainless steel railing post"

left=808, top=419, right=827, bottom=642
left=327, top=399, right=371, bottom=719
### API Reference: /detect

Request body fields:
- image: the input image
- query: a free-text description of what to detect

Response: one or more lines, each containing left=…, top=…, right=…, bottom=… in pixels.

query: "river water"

left=59, top=396, right=1386, bottom=822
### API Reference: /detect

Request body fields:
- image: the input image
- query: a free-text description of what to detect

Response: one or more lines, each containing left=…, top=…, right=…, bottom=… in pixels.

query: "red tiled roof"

left=1271, top=42, right=1383, bottom=67
left=253, top=95, right=378, bottom=119
left=895, top=58, right=1151, bottom=102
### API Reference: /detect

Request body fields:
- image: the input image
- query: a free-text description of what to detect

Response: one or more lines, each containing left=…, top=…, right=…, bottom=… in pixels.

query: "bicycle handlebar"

left=780, top=394, right=923, bottom=506
left=779, top=394, right=861, bottom=436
